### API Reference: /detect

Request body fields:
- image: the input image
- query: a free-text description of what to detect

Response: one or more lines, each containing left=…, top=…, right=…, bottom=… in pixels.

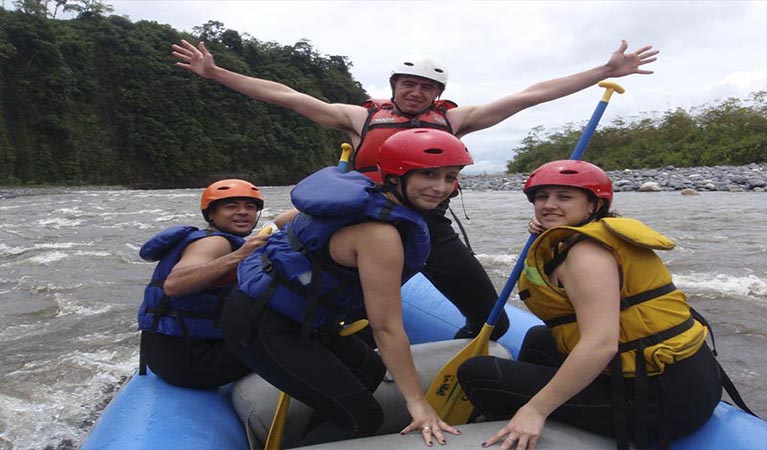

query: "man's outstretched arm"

left=172, top=39, right=368, bottom=138
left=449, top=40, right=659, bottom=137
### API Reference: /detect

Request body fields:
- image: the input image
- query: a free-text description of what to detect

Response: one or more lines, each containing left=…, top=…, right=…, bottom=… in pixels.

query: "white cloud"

left=710, top=68, right=767, bottom=91
left=91, top=1, right=767, bottom=171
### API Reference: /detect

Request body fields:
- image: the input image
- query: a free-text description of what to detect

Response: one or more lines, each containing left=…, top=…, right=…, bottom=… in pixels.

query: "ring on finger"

left=423, top=426, right=431, bottom=432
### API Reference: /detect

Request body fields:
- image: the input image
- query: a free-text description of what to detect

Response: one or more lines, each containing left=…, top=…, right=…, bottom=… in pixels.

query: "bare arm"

left=163, top=234, right=268, bottom=296
left=449, top=40, right=659, bottom=137
left=483, top=239, right=620, bottom=450
left=330, top=222, right=458, bottom=445
left=273, top=208, right=299, bottom=228
left=172, top=39, right=368, bottom=139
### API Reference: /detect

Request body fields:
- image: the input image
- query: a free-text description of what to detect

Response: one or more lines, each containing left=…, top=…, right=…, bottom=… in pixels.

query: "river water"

left=0, top=186, right=765, bottom=450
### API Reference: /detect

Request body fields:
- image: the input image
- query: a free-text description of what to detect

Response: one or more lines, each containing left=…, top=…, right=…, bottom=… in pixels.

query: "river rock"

left=459, top=163, right=767, bottom=193
left=638, top=181, right=662, bottom=192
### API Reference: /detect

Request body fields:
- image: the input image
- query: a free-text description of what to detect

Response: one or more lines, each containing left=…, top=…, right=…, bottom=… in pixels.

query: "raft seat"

left=231, top=339, right=511, bottom=449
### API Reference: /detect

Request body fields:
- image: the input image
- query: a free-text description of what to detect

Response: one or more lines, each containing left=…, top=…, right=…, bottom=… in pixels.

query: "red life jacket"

left=353, top=99, right=457, bottom=183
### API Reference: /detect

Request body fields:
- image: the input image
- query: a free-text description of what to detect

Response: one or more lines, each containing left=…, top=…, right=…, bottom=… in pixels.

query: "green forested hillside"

left=507, top=92, right=767, bottom=173
left=1, top=5, right=765, bottom=187
left=0, top=6, right=367, bottom=187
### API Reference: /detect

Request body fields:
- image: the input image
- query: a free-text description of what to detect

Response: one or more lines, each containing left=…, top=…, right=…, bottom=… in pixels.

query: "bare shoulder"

left=340, top=221, right=401, bottom=245
left=179, top=235, right=233, bottom=261
left=568, top=238, right=614, bottom=261
left=329, top=221, right=402, bottom=268
left=560, top=238, right=618, bottom=280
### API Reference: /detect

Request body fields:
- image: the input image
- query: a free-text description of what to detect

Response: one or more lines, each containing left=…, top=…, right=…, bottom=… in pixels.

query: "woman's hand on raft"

left=400, top=398, right=460, bottom=446
left=482, top=404, right=545, bottom=450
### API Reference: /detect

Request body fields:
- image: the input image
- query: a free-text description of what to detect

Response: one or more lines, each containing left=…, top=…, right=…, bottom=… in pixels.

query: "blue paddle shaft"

left=487, top=234, right=535, bottom=325
left=571, top=100, right=608, bottom=160
left=486, top=93, right=615, bottom=327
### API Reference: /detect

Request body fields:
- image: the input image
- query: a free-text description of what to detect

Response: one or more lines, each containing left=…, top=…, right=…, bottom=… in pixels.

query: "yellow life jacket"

left=518, top=217, right=707, bottom=377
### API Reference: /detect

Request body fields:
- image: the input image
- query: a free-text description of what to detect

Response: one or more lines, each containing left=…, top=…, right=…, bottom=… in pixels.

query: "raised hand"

left=606, top=39, right=659, bottom=77
left=171, top=39, right=217, bottom=79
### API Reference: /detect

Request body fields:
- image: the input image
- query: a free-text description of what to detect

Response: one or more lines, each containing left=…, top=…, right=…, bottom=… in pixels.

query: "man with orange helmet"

left=137, top=179, right=269, bottom=388
left=172, top=39, right=658, bottom=341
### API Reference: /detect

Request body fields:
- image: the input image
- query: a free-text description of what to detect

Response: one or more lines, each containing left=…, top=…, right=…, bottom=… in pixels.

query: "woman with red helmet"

left=458, top=160, right=723, bottom=450
left=221, top=130, right=470, bottom=447
left=137, top=179, right=268, bottom=388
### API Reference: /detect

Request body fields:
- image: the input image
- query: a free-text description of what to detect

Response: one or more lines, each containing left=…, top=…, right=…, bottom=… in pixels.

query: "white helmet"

left=390, top=55, right=448, bottom=87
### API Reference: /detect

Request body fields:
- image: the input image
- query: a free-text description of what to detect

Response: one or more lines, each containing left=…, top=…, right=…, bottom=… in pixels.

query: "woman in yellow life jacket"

left=457, top=160, right=722, bottom=450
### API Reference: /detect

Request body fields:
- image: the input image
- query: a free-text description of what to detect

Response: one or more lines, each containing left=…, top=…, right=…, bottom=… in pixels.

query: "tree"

left=193, top=20, right=225, bottom=42
left=61, top=0, right=113, bottom=18
left=12, top=0, right=49, bottom=16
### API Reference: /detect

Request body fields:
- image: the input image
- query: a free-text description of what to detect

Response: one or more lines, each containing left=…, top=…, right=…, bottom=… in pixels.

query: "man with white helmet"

left=172, top=39, right=659, bottom=341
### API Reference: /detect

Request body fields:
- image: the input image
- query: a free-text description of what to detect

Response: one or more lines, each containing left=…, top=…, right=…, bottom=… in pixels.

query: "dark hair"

left=590, top=192, right=619, bottom=220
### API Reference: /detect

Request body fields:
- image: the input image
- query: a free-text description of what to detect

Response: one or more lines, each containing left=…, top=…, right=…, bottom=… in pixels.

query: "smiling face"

left=391, top=75, right=442, bottom=115
left=395, top=166, right=461, bottom=210
left=207, top=198, right=261, bottom=236
left=532, top=186, right=600, bottom=228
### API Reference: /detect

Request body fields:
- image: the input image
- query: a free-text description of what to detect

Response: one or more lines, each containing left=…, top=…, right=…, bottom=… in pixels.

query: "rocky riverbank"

left=460, top=163, right=767, bottom=193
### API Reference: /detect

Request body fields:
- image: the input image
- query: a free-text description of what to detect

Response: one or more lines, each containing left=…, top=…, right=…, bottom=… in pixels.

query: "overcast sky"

left=102, top=1, right=765, bottom=173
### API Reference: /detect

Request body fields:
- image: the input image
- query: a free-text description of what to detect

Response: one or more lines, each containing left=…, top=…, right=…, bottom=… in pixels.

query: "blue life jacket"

left=237, top=167, right=431, bottom=336
left=137, top=225, right=245, bottom=339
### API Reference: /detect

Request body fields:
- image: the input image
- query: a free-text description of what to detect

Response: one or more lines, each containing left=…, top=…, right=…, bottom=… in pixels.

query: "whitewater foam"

left=674, top=272, right=767, bottom=299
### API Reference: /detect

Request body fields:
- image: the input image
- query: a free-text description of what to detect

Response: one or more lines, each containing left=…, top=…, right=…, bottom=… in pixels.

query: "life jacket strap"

left=259, top=251, right=347, bottom=316
left=690, top=307, right=761, bottom=418
left=145, top=306, right=219, bottom=322
left=620, top=283, right=677, bottom=310
left=715, top=359, right=760, bottom=417
left=634, top=342, right=650, bottom=449
left=618, top=316, right=694, bottom=355
left=543, top=234, right=590, bottom=277
left=448, top=204, right=474, bottom=254
left=138, top=331, right=148, bottom=376
left=544, top=282, right=677, bottom=328
left=609, top=355, right=630, bottom=450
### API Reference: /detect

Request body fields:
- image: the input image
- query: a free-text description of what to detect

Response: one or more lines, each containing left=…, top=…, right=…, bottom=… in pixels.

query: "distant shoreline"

left=460, top=163, right=767, bottom=192
left=2, top=164, right=765, bottom=197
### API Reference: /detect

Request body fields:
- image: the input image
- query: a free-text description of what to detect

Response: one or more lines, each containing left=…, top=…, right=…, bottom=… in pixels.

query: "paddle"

left=337, top=142, right=353, bottom=172
left=263, top=319, right=369, bottom=449
left=424, top=81, right=625, bottom=425
left=263, top=142, right=360, bottom=450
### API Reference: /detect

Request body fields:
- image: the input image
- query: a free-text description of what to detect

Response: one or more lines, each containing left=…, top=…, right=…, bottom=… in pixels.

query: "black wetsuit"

left=221, top=293, right=386, bottom=447
left=458, top=325, right=722, bottom=445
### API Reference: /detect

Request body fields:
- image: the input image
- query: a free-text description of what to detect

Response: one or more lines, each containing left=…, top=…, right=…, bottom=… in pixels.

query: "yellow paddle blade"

left=424, top=323, right=494, bottom=425
left=339, top=319, right=369, bottom=337
left=264, top=391, right=291, bottom=450
left=264, top=319, right=367, bottom=449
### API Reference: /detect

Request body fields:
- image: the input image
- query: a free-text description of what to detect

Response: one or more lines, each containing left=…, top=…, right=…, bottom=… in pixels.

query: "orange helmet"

left=200, top=179, right=264, bottom=221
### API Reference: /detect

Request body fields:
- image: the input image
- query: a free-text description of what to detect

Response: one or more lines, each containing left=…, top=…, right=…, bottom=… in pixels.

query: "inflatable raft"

left=80, top=274, right=767, bottom=450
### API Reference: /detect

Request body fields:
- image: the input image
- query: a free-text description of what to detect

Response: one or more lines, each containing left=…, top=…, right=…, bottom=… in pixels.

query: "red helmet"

left=523, top=160, right=613, bottom=205
left=200, top=179, right=264, bottom=216
left=377, top=129, right=473, bottom=180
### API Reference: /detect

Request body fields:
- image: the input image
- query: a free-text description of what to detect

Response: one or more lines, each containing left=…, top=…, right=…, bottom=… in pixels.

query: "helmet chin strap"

left=383, top=175, right=414, bottom=209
